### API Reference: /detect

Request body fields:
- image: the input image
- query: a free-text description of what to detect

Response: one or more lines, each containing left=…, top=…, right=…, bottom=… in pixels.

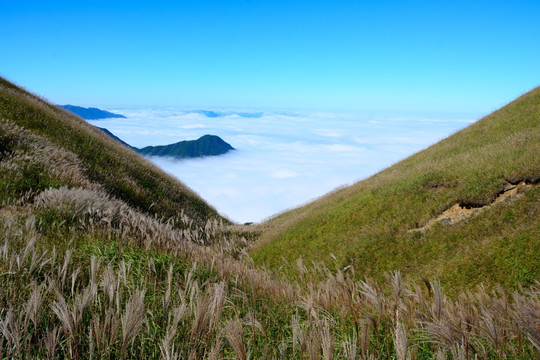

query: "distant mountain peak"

left=191, top=110, right=264, bottom=118
left=137, top=134, right=235, bottom=159
left=60, top=105, right=126, bottom=120
left=97, top=127, right=234, bottom=160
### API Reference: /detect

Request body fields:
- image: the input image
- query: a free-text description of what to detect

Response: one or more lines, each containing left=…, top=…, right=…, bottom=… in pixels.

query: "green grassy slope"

left=0, top=77, right=225, bottom=226
left=252, top=86, right=540, bottom=290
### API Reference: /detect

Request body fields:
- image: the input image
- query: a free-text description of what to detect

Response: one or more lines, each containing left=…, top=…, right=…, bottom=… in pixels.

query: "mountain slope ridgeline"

left=251, top=86, right=540, bottom=290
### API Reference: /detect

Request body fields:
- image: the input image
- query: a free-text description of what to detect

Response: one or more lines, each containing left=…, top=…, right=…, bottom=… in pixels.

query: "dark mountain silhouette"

left=60, top=105, right=126, bottom=119
left=138, top=135, right=235, bottom=159
left=97, top=128, right=234, bottom=159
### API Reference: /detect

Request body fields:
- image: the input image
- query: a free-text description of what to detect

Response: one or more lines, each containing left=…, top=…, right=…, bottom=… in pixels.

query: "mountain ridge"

left=97, top=128, right=235, bottom=159
left=138, top=134, right=235, bottom=159
left=60, top=104, right=127, bottom=119
left=64, top=105, right=236, bottom=160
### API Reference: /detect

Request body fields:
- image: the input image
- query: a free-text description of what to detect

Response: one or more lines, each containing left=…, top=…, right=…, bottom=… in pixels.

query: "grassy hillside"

left=252, top=87, right=540, bottom=290
left=1, top=77, right=538, bottom=359
left=0, top=77, right=224, bottom=227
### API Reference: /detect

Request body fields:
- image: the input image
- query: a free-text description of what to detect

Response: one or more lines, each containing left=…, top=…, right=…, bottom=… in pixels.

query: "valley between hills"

left=0, top=76, right=539, bottom=359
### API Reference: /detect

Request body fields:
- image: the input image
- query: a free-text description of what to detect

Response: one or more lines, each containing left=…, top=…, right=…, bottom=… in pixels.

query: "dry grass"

left=0, top=196, right=539, bottom=358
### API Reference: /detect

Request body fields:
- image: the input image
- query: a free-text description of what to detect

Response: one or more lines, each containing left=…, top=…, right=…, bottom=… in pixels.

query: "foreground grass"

left=1, top=76, right=539, bottom=358
left=252, top=86, right=540, bottom=290
left=0, top=206, right=539, bottom=359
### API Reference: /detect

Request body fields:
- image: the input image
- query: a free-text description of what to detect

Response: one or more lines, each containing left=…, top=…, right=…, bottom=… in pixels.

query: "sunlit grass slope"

left=252, top=86, right=540, bottom=290
left=0, top=77, right=225, bottom=226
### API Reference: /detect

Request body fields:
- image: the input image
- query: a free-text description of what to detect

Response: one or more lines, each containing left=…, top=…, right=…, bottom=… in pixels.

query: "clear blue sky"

left=1, top=0, right=539, bottom=115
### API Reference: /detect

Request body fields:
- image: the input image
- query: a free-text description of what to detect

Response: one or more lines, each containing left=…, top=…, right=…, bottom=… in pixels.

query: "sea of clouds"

left=88, top=109, right=473, bottom=223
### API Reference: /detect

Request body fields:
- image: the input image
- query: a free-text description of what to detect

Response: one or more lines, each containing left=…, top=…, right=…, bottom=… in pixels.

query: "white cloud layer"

left=89, top=109, right=472, bottom=223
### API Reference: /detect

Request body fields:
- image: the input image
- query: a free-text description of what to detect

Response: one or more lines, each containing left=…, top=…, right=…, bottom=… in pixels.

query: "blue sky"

left=1, top=0, right=539, bottom=115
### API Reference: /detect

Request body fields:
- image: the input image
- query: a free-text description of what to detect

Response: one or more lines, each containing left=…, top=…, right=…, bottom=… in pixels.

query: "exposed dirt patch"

left=412, top=180, right=534, bottom=233
left=496, top=181, right=527, bottom=202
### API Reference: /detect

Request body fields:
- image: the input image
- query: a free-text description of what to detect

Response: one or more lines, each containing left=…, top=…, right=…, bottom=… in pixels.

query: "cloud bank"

left=89, top=109, right=472, bottom=223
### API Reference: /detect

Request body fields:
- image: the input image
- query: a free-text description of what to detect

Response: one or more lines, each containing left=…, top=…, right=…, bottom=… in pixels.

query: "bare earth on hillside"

left=413, top=181, right=532, bottom=232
